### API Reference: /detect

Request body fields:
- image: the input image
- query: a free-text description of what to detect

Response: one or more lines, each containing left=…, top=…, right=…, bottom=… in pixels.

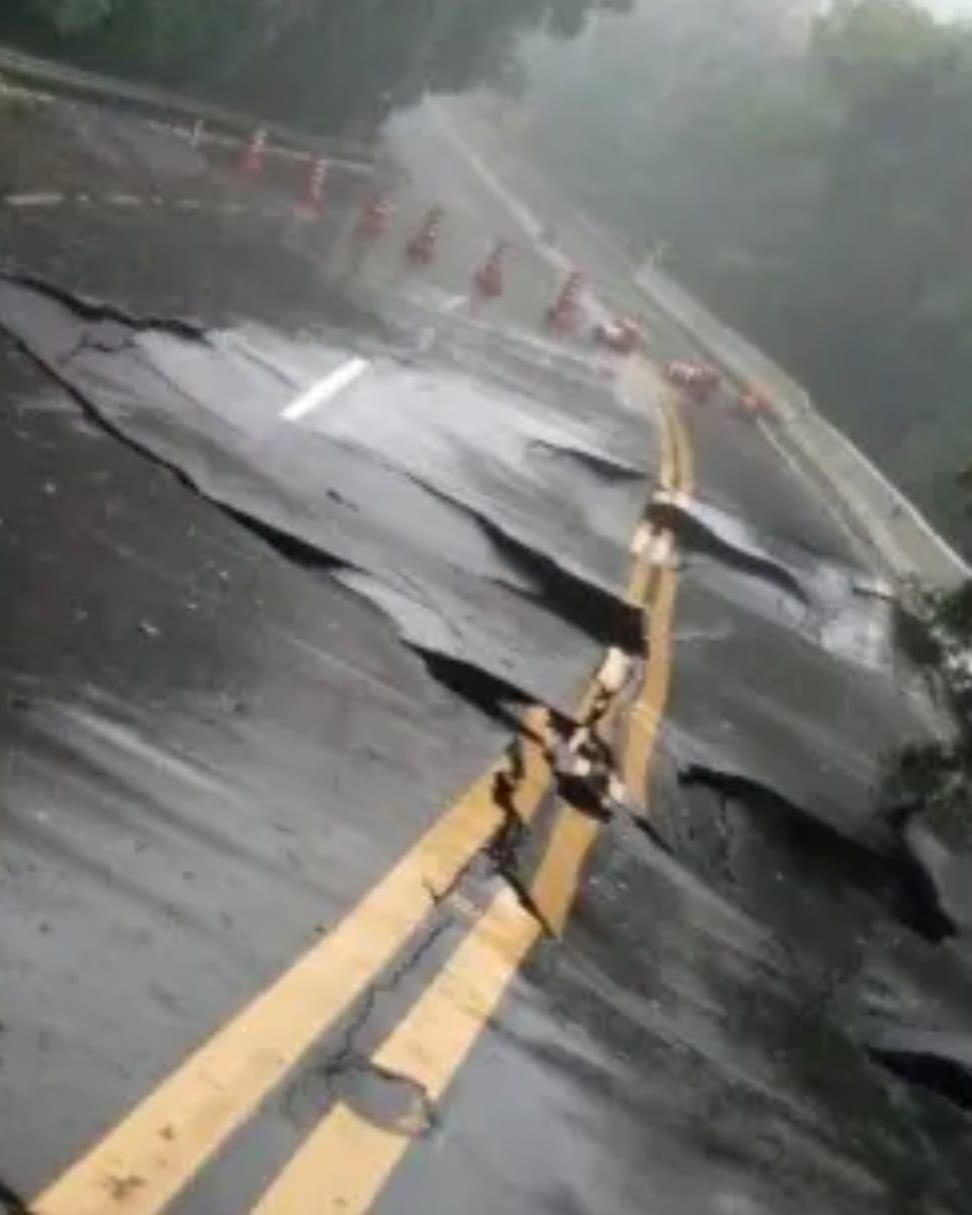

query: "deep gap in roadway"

left=5, top=76, right=970, bottom=1215
left=0, top=275, right=649, bottom=719
left=865, top=1042, right=972, bottom=1114
left=416, top=654, right=532, bottom=733
left=474, top=517, right=644, bottom=655
left=6, top=267, right=208, bottom=340
left=0, top=1179, right=31, bottom=1215
left=0, top=274, right=642, bottom=944
left=648, top=496, right=811, bottom=607
left=679, top=765, right=957, bottom=946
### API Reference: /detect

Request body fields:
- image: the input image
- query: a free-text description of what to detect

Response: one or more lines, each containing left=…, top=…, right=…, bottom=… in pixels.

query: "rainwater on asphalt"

left=0, top=78, right=970, bottom=1215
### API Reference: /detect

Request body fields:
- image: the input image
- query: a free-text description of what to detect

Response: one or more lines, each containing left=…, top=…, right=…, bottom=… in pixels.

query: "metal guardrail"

left=0, top=43, right=375, bottom=169
left=635, top=264, right=971, bottom=592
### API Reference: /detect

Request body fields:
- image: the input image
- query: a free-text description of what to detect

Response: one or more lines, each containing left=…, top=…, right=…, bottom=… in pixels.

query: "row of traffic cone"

left=406, top=206, right=445, bottom=265
left=234, top=126, right=586, bottom=334
left=237, top=126, right=331, bottom=218
left=474, top=240, right=507, bottom=298
left=369, top=210, right=585, bottom=333
left=474, top=244, right=585, bottom=333
left=546, top=269, right=584, bottom=334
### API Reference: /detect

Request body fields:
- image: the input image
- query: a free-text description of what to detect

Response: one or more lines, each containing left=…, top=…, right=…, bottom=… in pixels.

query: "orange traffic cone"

left=406, top=206, right=445, bottom=266
left=296, top=155, right=328, bottom=218
left=238, top=125, right=267, bottom=176
left=473, top=241, right=506, bottom=299
left=356, top=189, right=393, bottom=241
left=546, top=269, right=584, bottom=335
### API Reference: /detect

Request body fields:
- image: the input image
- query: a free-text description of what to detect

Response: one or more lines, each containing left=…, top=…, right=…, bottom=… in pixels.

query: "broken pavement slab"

left=0, top=84, right=970, bottom=1215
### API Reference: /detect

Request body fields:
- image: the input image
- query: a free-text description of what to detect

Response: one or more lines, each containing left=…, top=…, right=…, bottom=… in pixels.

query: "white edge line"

left=428, top=103, right=613, bottom=330
left=756, top=417, right=878, bottom=567
left=281, top=357, right=370, bottom=423
left=805, top=410, right=971, bottom=577
left=3, top=191, right=64, bottom=208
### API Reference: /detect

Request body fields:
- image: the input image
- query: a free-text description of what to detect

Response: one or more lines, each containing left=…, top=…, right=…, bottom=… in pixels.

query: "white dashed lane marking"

left=2, top=191, right=293, bottom=224
left=3, top=191, right=65, bottom=208
left=281, top=357, right=370, bottom=423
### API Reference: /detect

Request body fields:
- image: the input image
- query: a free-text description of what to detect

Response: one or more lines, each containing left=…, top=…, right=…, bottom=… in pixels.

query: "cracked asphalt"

left=1, top=86, right=971, bottom=1215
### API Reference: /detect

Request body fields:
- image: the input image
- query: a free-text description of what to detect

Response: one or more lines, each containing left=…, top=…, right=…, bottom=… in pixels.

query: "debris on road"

left=0, top=80, right=969, bottom=1215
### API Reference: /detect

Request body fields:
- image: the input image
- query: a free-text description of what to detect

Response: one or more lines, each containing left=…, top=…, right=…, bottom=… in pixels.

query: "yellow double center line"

left=33, top=362, right=693, bottom=1215
left=623, top=387, right=692, bottom=808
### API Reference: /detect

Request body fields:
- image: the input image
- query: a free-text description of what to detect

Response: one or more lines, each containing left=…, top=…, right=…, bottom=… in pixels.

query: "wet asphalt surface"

left=0, top=89, right=970, bottom=1215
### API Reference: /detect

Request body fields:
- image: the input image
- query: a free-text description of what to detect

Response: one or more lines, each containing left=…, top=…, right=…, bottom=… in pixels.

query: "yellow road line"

left=654, top=384, right=679, bottom=493
left=625, top=550, right=654, bottom=607
left=36, top=357, right=691, bottom=1215
left=528, top=798, right=601, bottom=936
left=535, top=545, right=681, bottom=930
left=617, top=358, right=676, bottom=492
left=249, top=589, right=672, bottom=1215
left=249, top=363, right=694, bottom=1213
left=529, top=471, right=677, bottom=934
left=664, top=391, right=694, bottom=497
left=621, top=381, right=689, bottom=809
left=32, top=714, right=552, bottom=1215
left=621, top=563, right=679, bottom=807
left=660, top=418, right=677, bottom=491
left=252, top=886, right=539, bottom=1215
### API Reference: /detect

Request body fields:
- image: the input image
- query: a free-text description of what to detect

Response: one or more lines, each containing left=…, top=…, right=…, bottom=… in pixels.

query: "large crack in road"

left=0, top=273, right=645, bottom=717
left=2, top=84, right=971, bottom=1215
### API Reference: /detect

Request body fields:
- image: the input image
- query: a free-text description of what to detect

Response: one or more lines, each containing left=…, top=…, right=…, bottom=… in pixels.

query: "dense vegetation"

left=0, top=0, right=632, bottom=132
left=527, top=0, right=972, bottom=553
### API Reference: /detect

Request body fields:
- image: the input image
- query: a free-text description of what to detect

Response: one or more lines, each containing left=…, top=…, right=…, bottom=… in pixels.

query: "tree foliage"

left=34, top=0, right=111, bottom=35
left=0, top=0, right=628, bottom=129
left=527, top=0, right=972, bottom=554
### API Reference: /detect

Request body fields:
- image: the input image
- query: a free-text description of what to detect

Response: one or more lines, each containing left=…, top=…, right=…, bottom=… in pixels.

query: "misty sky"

left=924, top=0, right=972, bottom=15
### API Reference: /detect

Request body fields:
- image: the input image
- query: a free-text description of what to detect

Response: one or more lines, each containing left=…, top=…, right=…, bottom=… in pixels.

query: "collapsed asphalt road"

left=1, top=86, right=971, bottom=1215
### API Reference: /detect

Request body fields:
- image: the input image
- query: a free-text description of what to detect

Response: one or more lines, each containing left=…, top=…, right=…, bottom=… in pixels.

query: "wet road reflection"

left=0, top=83, right=969, bottom=1215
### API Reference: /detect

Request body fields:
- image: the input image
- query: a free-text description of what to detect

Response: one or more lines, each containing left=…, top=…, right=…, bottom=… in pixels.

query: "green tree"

left=812, top=0, right=953, bottom=101
left=0, top=0, right=621, bottom=129
left=35, top=0, right=111, bottom=34
left=527, top=0, right=972, bottom=555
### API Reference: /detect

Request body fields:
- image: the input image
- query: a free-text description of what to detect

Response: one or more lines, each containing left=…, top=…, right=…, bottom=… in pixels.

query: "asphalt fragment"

left=648, top=493, right=810, bottom=605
